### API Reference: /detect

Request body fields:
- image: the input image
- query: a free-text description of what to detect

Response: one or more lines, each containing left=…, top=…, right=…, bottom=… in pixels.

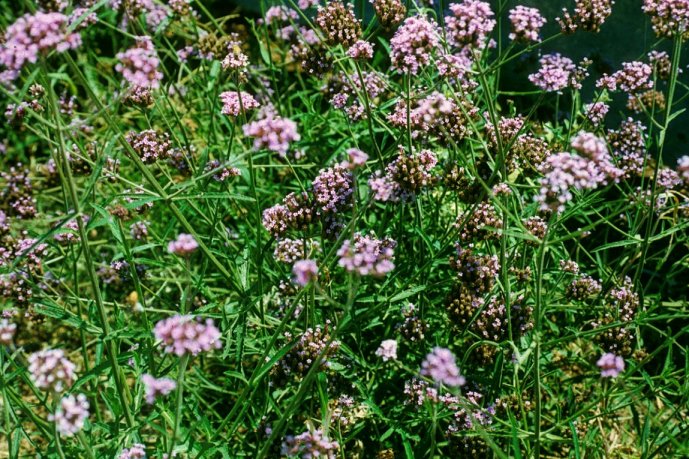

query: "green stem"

left=39, top=61, right=135, bottom=430
left=53, top=399, right=67, bottom=459
left=168, top=354, right=190, bottom=457
left=77, top=432, right=96, bottom=459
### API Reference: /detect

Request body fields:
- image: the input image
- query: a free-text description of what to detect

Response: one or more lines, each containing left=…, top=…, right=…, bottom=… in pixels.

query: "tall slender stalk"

left=39, top=62, right=135, bottom=430
left=168, top=354, right=190, bottom=458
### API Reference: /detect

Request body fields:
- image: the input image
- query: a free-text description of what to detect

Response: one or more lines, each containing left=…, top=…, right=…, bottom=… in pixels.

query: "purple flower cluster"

left=115, top=36, right=163, bottom=89
left=529, top=53, right=584, bottom=92
left=677, top=155, right=689, bottom=183
left=456, top=202, right=502, bottom=242
left=281, top=428, right=340, bottom=459
left=153, top=315, right=222, bottom=356
left=398, top=303, right=428, bottom=343
left=54, top=215, right=89, bottom=245
left=243, top=116, right=300, bottom=157
left=28, top=349, right=76, bottom=392
left=420, top=347, right=466, bottom=387
left=292, top=259, right=318, bottom=286
left=346, top=40, right=374, bottom=60
left=125, top=129, right=174, bottom=164
left=390, top=16, right=439, bottom=74
left=375, top=339, right=398, bottom=361
left=643, top=0, right=689, bottom=38
left=372, top=0, right=406, bottom=30
left=327, top=70, right=387, bottom=121
left=311, top=165, right=354, bottom=213
left=608, top=118, right=647, bottom=178
left=648, top=50, right=672, bottom=79
left=570, top=131, right=622, bottom=179
left=450, top=245, right=500, bottom=293
left=272, top=323, right=340, bottom=383
left=341, top=148, right=368, bottom=169
left=536, top=139, right=618, bottom=213
left=508, top=5, right=546, bottom=42
left=204, top=160, right=240, bottom=182
left=558, top=0, right=614, bottom=33
left=50, top=393, right=89, bottom=436
left=130, top=221, right=149, bottom=241
left=220, top=91, right=259, bottom=117
left=316, top=1, right=362, bottom=48
left=0, top=12, right=82, bottom=80
left=0, top=318, right=16, bottom=345
left=388, top=92, right=479, bottom=142
left=611, top=61, right=654, bottom=93
left=584, top=102, right=609, bottom=125
left=118, top=443, right=147, bottom=459
left=566, top=274, right=602, bottom=300
left=262, top=192, right=315, bottom=238
left=142, top=373, right=176, bottom=404
left=369, top=149, right=438, bottom=202
left=597, top=353, right=625, bottom=378
left=445, top=0, right=496, bottom=49
left=274, top=238, right=320, bottom=264
left=263, top=6, right=298, bottom=25
left=337, top=232, right=396, bottom=277
left=168, top=233, right=198, bottom=256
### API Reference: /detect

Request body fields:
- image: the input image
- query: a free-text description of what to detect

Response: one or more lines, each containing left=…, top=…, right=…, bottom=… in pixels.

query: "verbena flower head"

left=390, top=15, right=439, bottom=74
left=584, top=102, right=609, bottom=125
left=608, top=118, right=647, bottom=178
left=125, top=129, right=173, bottom=164
left=445, top=0, right=496, bottom=49
left=220, top=91, right=259, bottom=116
left=509, top=6, right=546, bottom=42
left=272, top=322, right=340, bottom=383
left=28, top=349, right=76, bottom=392
left=372, top=0, right=406, bottom=30
left=558, top=0, right=614, bottom=33
left=316, top=1, right=362, bottom=48
left=612, top=61, right=653, bottom=93
left=677, top=155, right=689, bottom=183
left=274, top=238, right=321, bottom=264
left=311, top=165, right=354, bottom=213
left=115, top=36, right=163, bottom=89
left=142, top=373, right=176, bottom=404
left=263, top=5, right=298, bottom=25
left=0, top=12, right=82, bottom=77
left=375, top=339, right=398, bottom=361
left=341, top=148, right=368, bottom=169
left=648, top=50, right=672, bottom=79
left=118, top=443, right=147, bottom=459
left=536, top=152, right=608, bottom=212
left=262, top=192, right=315, bottom=238
left=243, top=116, right=300, bottom=157
left=529, top=53, right=579, bottom=92
left=130, top=221, right=149, bottom=241
left=292, top=259, right=318, bottom=286
left=167, top=233, right=199, bottom=257
left=346, top=40, right=374, bottom=60
left=597, top=352, right=625, bottom=377
left=281, top=428, right=340, bottom=459
left=0, top=318, right=16, bottom=345
left=337, top=232, right=396, bottom=277
left=570, top=131, right=622, bottom=179
left=153, top=315, right=222, bottom=356
left=450, top=245, right=500, bottom=292
left=50, top=393, right=89, bottom=436
left=643, top=0, right=689, bottom=39
left=420, top=347, right=466, bottom=387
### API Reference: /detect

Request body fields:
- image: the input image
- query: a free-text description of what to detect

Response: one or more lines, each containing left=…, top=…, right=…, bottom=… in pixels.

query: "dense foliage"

left=1, top=0, right=689, bottom=457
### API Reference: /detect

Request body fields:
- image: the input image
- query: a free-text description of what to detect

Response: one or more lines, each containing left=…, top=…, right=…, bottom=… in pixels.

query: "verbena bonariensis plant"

left=0, top=0, right=689, bottom=457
